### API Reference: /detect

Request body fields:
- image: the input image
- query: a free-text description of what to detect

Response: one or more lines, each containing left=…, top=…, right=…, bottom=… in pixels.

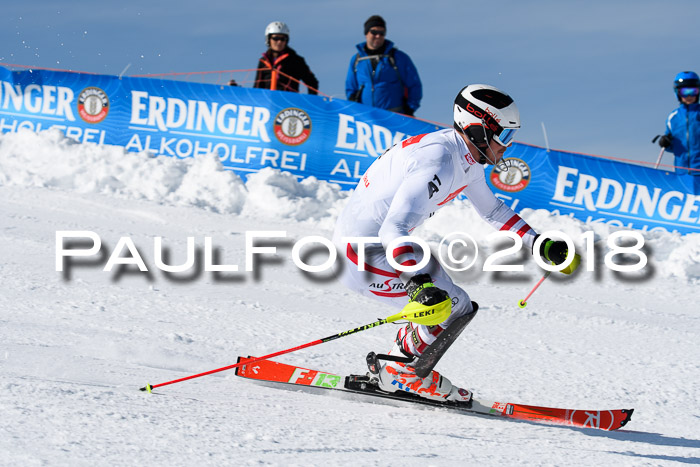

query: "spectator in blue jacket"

left=345, top=15, right=422, bottom=116
left=655, top=71, right=700, bottom=186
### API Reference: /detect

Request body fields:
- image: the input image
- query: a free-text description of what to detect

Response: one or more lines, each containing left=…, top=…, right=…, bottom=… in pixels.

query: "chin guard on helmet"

left=453, top=122, right=492, bottom=152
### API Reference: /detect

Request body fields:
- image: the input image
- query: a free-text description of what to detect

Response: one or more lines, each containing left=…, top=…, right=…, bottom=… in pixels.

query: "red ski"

left=235, top=356, right=633, bottom=431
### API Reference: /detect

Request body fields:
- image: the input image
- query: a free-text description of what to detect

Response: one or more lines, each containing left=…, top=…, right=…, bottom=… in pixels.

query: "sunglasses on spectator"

left=270, top=35, right=288, bottom=42
left=679, top=87, right=699, bottom=97
left=368, top=29, right=385, bottom=36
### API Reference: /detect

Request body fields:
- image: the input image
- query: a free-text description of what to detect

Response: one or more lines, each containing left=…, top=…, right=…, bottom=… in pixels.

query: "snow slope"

left=1, top=129, right=699, bottom=466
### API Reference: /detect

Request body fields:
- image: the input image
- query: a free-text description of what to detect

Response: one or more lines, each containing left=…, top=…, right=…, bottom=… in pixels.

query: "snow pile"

left=241, top=168, right=349, bottom=229
left=649, top=230, right=700, bottom=280
left=0, top=129, right=347, bottom=221
left=0, top=128, right=697, bottom=281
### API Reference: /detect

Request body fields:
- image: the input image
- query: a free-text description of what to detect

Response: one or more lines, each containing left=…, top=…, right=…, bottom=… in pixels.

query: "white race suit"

left=332, top=129, right=538, bottom=356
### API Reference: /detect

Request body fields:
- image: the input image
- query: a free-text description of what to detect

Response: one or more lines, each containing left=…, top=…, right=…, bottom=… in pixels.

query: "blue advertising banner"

left=484, top=144, right=700, bottom=234
left=1, top=66, right=698, bottom=234
left=0, top=66, right=441, bottom=189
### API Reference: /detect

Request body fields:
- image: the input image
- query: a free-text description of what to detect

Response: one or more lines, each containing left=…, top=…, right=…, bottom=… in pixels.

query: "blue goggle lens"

left=679, top=87, right=699, bottom=97
left=495, top=128, right=518, bottom=146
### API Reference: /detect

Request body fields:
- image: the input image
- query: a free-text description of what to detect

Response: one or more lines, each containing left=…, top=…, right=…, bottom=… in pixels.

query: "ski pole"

left=654, top=147, right=665, bottom=169
left=518, top=271, right=551, bottom=308
left=140, top=298, right=451, bottom=393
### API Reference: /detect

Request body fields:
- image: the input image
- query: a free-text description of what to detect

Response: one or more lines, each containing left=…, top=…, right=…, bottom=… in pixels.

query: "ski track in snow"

left=1, top=130, right=699, bottom=466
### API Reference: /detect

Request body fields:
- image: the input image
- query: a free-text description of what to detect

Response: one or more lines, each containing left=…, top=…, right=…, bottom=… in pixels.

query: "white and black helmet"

left=265, top=21, right=290, bottom=46
left=453, top=84, right=520, bottom=149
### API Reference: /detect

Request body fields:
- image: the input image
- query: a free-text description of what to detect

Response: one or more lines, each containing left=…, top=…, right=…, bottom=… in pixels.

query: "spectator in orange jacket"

left=253, top=21, right=319, bottom=95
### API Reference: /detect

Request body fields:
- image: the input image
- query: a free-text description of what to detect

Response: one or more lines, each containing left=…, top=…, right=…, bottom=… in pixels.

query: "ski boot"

left=366, top=346, right=472, bottom=403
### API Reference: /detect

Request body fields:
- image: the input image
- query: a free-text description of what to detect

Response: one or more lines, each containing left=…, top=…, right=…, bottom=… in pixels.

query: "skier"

left=654, top=71, right=700, bottom=192
left=332, top=84, right=580, bottom=403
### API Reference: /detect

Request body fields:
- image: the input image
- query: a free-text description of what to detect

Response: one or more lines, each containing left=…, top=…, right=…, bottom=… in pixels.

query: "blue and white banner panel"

left=0, top=66, right=441, bottom=189
left=1, top=66, right=697, bottom=234
left=485, top=144, right=700, bottom=234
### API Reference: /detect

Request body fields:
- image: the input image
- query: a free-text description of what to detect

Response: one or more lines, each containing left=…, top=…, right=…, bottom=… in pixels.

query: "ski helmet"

left=265, top=21, right=290, bottom=46
left=674, top=71, right=699, bottom=89
left=453, top=84, right=520, bottom=150
left=674, top=71, right=699, bottom=101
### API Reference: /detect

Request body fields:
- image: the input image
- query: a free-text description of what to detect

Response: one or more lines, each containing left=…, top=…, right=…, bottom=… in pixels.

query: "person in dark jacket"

left=345, top=15, right=422, bottom=115
left=253, top=21, right=319, bottom=95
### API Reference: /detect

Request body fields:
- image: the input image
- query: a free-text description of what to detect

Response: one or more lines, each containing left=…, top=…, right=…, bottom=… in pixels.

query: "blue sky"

left=1, top=0, right=698, bottom=166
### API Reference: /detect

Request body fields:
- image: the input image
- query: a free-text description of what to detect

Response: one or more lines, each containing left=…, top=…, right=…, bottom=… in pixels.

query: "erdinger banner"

left=0, top=66, right=698, bottom=234
left=0, top=66, right=441, bottom=189
left=484, top=145, right=700, bottom=234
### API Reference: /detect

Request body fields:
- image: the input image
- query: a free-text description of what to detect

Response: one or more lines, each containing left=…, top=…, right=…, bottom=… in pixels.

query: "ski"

left=234, top=356, right=634, bottom=431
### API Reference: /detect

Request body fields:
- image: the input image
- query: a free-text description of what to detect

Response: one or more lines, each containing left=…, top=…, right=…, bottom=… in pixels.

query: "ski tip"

left=518, top=300, right=527, bottom=308
left=139, top=384, right=153, bottom=393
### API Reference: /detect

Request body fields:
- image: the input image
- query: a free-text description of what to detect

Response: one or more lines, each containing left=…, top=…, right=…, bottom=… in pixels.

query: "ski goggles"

left=678, top=87, right=700, bottom=97
left=494, top=127, right=518, bottom=147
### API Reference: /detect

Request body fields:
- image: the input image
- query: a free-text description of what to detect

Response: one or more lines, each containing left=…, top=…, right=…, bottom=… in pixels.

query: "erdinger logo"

left=274, top=108, right=311, bottom=145
left=77, top=87, right=109, bottom=124
left=490, top=158, right=531, bottom=192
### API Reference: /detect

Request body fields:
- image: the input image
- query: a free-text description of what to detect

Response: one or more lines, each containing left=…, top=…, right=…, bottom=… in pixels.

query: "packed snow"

left=1, top=128, right=699, bottom=466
